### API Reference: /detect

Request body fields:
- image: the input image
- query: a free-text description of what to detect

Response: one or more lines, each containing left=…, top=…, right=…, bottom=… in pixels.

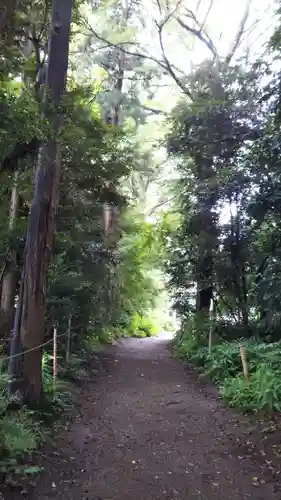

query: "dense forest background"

left=1, top=0, right=281, bottom=479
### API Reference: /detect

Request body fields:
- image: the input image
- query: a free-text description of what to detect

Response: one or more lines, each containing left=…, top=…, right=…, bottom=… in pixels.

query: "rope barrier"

left=0, top=330, right=68, bottom=363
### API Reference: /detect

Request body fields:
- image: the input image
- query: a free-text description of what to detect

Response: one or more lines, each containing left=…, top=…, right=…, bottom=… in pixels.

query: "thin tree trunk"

left=240, top=263, right=248, bottom=326
left=8, top=0, right=73, bottom=406
left=0, top=172, right=19, bottom=338
left=113, top=52, right=125, bottom=126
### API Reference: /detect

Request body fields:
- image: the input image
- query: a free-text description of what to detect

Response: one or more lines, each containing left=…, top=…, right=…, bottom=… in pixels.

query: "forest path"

left=26, top=335, right=281, bottom=498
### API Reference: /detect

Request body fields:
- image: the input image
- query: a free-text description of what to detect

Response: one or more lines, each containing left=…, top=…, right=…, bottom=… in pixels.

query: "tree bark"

left=0, top=172, right=19, bottom=338
left=8, top=0, right=73, bottom=406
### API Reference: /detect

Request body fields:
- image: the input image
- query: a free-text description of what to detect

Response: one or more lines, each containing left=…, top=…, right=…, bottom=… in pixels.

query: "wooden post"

left=208, top=298, right=214, bottom=353
left=239, top=342, right=249, bottom=383
left=66, top=314, right=72, bottom=363
left=208, top=328, right=212, bottom=354
left=53, top=326, right=57, bottom=393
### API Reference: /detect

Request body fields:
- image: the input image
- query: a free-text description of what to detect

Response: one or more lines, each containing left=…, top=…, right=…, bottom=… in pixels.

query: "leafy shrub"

left=0, top=404, right=43, bottom=477
left=163, top=319, right=174, bottom=332
left=41, top=352, right=78, bottom=415
left=128, top=313, right=159, bottom=337
left=59, top=354, right=89, bottom=382
left=0, top=365, right=41, bottom=469
left=203, top=343, right=244, bottom=382
left=221, top=364, right=281, bottom=413
left=174, top=324, right=281, bottom=413
left=98, top=328, right=116, bottom=344
left=175, top=335, right=200, bottom=358
left=220, top=376, right=255, bottom=411
left=83, top=334, right=108, bottom=353
left=83, top=327, right=121, bottom=349
left=173, top=327, right=207, bottom=362
left=84, top=315, right=160, bottom=342
left=0, top=412, right=41, bottom=457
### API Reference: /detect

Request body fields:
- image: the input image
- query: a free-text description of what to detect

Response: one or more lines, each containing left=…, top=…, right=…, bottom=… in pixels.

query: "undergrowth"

left=0, top=314, right=160, bottom=484
left=0, top=314, right=158, bottom=482
left=0, top=367, right=44, bottom=480
left=173, top=324, right=281, bottom=413
left=115, top=312, right=160, bottom=338
left=0, top=336, right=100, bottom=483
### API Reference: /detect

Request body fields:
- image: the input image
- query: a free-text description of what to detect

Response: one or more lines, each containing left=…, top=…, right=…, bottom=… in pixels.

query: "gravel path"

left=22, top=335, right=281, bottom=498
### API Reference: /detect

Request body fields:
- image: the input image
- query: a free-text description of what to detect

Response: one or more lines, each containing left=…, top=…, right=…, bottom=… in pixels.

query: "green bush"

left=203, top=343, right=244, bottom=382
left=174, top=325, right=281, bottom=413
left=83, top=314, right=160, bottom=342
left=41, top=352, right=79, bottom=414
left=173, top=327, right=210, bottom=366
left=83, top=327, right=122, bottom=349
left=221, top=364, right=281, bottom=413
left=59, top=354, right=89, bottom=382
left=128, top=313, right=159, bottom=337
left=220, top=375, right=255, bottom=411
left=0, top=411, right=41, bottom=457
left=0, top=363, right=43, bottom=475
left=163, top=319, right=174, bottom=332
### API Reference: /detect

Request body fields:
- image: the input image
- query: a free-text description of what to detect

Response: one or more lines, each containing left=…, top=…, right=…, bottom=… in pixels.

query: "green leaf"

left=24, top=466, right=44, bottom=475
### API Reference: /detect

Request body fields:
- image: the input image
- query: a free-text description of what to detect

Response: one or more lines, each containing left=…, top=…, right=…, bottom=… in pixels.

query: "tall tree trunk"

left=8, top=0, right=73, bottom=406
left=0, top=173, right=19, bottom=338
left=113, top=52, right=125, bottom=126
left=195, top=154, right=216, bottom=311
left=230, top=205, right=249, bottom=326
left=196, top=207, right=216, bottom=315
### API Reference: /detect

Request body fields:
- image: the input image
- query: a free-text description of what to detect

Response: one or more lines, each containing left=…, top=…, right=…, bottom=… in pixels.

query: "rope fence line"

left=0, top=329, right=69, bottom=363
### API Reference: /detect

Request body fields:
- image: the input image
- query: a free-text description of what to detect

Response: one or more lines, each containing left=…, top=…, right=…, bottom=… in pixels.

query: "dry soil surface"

left=8, top=334, right=281, bottom=499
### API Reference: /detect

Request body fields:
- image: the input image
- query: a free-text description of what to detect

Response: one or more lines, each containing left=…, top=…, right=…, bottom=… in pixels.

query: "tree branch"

left=224, top=0, right=252, bottom=66
left=200, top=0, right=214, bottom=30
left=82, top=12, right=193, bottom=98
left=156, top=21, right=193, bottom=98
left=176, top=15, right=217, bottom=58
left=138, top=103, right=169, bottom=116
left=82, top=19, right=169, bottom=72
left=148, top=196, right=177, bottom=215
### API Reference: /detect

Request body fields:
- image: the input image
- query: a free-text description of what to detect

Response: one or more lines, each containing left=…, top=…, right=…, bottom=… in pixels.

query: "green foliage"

left=220, top=376, right=256, bottom=411
left=162, top=319, right=174, bottom=332
left=116, top=213, right=163, bottom=319
left=221, top=365, right=281, bottom=413
left=41, top=353, right=79, bottom=413
left=0, top=375, right=42, bottom=473
left=83, top=333, right=111, bottom=352
left=0, top=366, right=42, bottom=472
left=59, top=354, right=89, bottom=382
left=127, top=313, right=159, bottom=338
left=174, top=322, right=281, bottom=413
left=0, top=412, right=40, bottom=457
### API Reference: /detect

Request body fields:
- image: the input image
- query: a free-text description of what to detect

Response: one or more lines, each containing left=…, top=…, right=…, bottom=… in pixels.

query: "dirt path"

left=21, top=336, right=281, bottom=498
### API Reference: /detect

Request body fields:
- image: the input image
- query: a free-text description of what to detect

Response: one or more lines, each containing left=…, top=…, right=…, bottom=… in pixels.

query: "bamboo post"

left=208, top=298, right=214, bottom=353
left=208, top=327, right=212, bottom=354
left=239, top=342, right=249, bottom=383
left=53, top=326, right=57, bottom=393
left=66, top=314, right=72, bottom=363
